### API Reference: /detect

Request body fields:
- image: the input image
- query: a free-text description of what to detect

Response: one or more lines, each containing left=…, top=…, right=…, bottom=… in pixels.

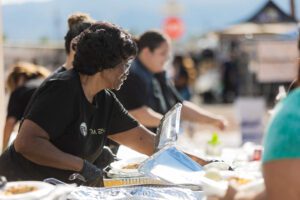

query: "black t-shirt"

left=7, top=79, right=43, bottom=120
left=115, top=59, right=183, bottom=116
left=0, top=69, right=138, bottom=182
left=20, top=66, right=66, bottom=119
left=53, top=66, right=66, bottom=74
left=114, top=59, right=183, bottom=133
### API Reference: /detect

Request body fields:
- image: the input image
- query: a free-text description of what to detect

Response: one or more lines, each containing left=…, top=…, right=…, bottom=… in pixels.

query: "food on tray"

left=227, top=176, right=252, bottom=186
left=122, top=162, right=140, bottom=169
left=204, top=169, right=253, bottom=185
left=3, top=185, right=38, bottom=195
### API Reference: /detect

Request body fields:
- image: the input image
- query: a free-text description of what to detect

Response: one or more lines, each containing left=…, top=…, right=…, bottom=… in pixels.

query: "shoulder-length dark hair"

left=136, top=30, right=169, bottom=54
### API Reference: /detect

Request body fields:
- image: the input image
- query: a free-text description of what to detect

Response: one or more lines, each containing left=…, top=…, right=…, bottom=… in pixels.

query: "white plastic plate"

left=0, top=181, right=54, bottom=200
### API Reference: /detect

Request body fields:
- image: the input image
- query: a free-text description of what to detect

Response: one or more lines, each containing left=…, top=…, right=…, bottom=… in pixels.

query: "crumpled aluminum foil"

left=67, top=185, right=203, bottom=200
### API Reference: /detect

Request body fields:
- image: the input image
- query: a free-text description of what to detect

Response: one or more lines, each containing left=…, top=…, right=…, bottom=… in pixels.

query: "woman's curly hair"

left=73, top=21, right=137, bottom=75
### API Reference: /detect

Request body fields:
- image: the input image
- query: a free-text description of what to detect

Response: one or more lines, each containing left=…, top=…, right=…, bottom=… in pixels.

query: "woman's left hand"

left=207, top=185, right=237, bottom=200
left=207, top=185, right=263, bottom=200
left=212, top=116, right=228, bottom=130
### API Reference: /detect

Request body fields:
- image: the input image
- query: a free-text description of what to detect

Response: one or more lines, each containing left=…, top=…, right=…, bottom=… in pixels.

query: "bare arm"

left=129, top=106, right=163, bottom=128
left=2, top=117, right=17, bottom=151
left=108, top=125, right=156, bottom=156
left=263, top=159, right=300, bottom=200
left=181, top=101, right=227, bottom=130
left=14, top=119, right=83, bottom=172
left=209, top=186, right=266, bottom=200
left=109, top=125, right=210, bottom=166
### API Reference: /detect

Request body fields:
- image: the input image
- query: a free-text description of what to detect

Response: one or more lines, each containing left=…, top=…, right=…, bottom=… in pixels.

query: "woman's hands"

left=208, top=185, right=266, bottom=200
left=207, top=186, right=237, bottom=200
left=211, top=116, right=228, bottom=131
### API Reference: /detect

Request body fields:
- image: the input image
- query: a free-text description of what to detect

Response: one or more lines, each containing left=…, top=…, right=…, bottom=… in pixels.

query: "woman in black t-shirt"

left=2, top=62, right=50, bottom=151
left=0, top=22, right=211, bottom=187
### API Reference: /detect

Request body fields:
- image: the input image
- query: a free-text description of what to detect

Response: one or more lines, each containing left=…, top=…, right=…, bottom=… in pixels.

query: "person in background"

left=0, top=22, right=209, bottom=186
left=55, top=12, right=94, bottom=73
left=2, top=62, right=50, bottom=151
left=195, top=49, right=221, bottom=104
left=67, top=12, right=93, bottom=29
left=115, top=30, right=227, bottom=133
left=221, top=42, right=240, bottom=104
left=173, top=55, right=197, bottom=101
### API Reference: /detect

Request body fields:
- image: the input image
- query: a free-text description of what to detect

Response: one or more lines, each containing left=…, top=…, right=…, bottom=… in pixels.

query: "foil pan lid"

left=139, top=146, right=203, bottom=186
left=155, top=103, right=182, bottom=151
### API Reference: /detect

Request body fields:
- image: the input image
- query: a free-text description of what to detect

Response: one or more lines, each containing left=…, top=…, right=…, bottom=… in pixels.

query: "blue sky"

left=2, top=0, right=300, bottom=42
left=1, top=0, right=50, bottom=4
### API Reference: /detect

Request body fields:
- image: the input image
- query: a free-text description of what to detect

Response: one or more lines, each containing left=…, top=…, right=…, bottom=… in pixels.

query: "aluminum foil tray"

left=104, top=177, right=166, bottom=187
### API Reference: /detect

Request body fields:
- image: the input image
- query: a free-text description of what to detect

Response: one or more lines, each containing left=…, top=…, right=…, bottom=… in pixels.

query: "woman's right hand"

left=77, top=160, right=104, bottom=187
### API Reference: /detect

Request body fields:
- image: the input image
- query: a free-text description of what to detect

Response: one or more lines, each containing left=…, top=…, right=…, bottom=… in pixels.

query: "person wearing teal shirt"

left=263, top=88, right=300, bottom=163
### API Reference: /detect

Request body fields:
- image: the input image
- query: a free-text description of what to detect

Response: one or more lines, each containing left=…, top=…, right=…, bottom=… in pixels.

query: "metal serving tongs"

left=44, top=173, right=86, bottom=187
left=68, top=173, right=89, bottom=186
left=0, top=176, right=7, bottom=189
left=44, top=173, right=87, bottom=187
left=44, top=178, right=69, bottom=186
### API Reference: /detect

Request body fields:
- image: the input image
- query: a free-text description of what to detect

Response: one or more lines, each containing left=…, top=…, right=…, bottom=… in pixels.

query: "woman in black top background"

left=115, top=30, right=227, bottom=131
left=2, top=62, right=50, bottom=151
left=54, top=12, right=94, bottom=73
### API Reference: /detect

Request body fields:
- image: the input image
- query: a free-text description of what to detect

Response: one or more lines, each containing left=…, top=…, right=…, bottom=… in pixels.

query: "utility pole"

left=0, top=0, right=5, bottom=152
left=290, top=0, right=297, bottom=20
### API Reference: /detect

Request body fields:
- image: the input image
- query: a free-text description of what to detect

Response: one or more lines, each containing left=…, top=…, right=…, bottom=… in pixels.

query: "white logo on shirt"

left=80, top=122, right=88, bottom=137
left=89, top=128, right=105, bottom=135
